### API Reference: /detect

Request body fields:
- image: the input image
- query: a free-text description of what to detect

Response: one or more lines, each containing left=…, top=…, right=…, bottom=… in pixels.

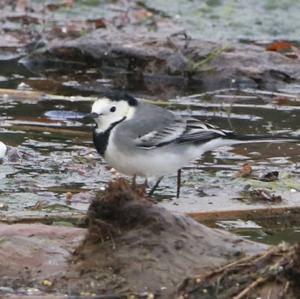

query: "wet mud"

left=0, top=180, right=267, bottom=298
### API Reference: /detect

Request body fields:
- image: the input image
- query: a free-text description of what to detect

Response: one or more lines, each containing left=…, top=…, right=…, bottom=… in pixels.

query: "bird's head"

left=86, top=93, right=138, bottom=133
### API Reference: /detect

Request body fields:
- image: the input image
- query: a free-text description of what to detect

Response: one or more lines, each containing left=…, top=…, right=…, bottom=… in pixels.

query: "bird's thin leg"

left=176, top=169, right=182, bottom=198
left=132, top=174, right=137, bottom=189
left=148, top=176, right=164, bottom=196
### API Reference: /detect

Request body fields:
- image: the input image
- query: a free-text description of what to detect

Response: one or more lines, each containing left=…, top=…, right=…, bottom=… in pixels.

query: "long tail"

left=225, top=132, right=300, bottom=143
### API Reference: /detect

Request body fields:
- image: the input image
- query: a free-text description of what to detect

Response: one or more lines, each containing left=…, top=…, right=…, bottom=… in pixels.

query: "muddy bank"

left=0, top=179, right=267, bottom=298
left=0, top=224, right=85, bottom=289
left=21, top=29, right=300, bottom=94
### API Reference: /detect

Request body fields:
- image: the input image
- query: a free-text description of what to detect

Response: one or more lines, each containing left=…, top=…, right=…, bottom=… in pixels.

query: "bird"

left=85, top=92, right=298, bottom=197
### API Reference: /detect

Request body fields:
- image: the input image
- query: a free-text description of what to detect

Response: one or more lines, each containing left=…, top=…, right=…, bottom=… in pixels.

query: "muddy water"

left=0, top=60, right=300, bottom=245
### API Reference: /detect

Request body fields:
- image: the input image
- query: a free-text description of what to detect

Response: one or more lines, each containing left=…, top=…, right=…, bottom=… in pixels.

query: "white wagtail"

left=85, top=92, right=297, bottom=197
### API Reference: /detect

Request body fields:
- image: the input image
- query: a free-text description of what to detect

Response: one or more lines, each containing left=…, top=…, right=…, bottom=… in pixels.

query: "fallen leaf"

left=276, top=97, right=290, bottom=105
left=87, top=18, right=106, bottom=29
left=132, top=9, right=153, bottom=21
left=266, top=41, right=292, bottom=52
left=235, top=163, right=252, bottom=178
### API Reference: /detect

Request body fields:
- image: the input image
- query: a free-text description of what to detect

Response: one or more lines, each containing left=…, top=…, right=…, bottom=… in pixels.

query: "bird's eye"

left=110, top=106, right=116, bottom=112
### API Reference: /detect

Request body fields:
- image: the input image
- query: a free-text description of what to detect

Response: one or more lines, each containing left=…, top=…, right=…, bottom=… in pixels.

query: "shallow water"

left=215, top=219, right=300, bottom=245
left=0, top=59, right=299, bottom=245
left=145, top=0, right=300, bottom=41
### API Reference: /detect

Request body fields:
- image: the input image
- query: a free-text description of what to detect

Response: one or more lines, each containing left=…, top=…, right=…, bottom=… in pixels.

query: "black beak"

left=84, top=112, right=99, bottom=120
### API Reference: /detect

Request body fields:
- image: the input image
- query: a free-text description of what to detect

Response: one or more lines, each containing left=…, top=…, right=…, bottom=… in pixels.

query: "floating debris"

left=249, top=189, right=282, bottom=203
left=260, top=171, right=279, bottom=182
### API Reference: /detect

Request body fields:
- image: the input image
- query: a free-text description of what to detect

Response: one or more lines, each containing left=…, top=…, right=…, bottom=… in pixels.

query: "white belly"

left=105, top=145, right=190, bottom=177
left=105, top=137, right=239, bottom=178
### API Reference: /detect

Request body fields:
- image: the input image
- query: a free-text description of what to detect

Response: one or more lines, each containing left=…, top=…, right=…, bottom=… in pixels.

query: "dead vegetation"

left=176, top=243, right=300, bottom=299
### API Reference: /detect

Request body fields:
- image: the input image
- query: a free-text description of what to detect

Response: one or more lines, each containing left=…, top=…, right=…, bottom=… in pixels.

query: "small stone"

left=42, top=279, right=52, bottom=287
left=147, top=293, right=155, bottom=299
left=0, top=203, right=8, bottom=211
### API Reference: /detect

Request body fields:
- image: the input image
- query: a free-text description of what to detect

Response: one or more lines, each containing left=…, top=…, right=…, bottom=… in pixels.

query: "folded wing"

left=135, top=116, right=232, bottom=149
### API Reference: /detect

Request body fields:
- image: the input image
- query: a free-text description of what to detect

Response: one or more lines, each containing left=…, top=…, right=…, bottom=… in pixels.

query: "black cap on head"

left=102, top=90, right=138, bottom=107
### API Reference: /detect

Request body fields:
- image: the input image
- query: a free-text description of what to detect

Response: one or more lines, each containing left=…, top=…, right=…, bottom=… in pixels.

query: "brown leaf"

left=66, top=192, right=73, bottom=201
left=87, top=18, right=106, bottom=29
left=276, top=97, right=290, bottom=105
left=235, top=163, right=252, bottom=178
left=133, top=9, right=153, bottom=21
left=266, top=41, right=292, bottom=52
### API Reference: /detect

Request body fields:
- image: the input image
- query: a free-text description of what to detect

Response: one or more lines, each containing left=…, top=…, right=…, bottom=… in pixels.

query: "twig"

left=243, top=88, right=300, bottom=99
left=205, top=247, right=277, bottom=278
left=280, top=281, right=290, bottom=298
left=184, top=88, right=238, bottom=98
left=184, top=87, right=300, bottom=100
left=232, top=276, right=268, bottom=299
left=214, top=94, right=257, bottom=99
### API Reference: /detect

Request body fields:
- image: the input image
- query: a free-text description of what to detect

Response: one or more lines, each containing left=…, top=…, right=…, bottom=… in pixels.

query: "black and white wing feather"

left=135, top=116, right=233, bottom=149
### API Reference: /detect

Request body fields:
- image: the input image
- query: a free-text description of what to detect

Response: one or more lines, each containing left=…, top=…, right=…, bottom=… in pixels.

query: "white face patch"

left=91, top=98, right=136, bottom=133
